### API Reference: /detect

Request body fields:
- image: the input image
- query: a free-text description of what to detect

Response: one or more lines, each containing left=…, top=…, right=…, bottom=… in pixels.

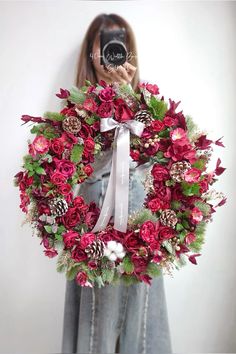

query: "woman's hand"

left=102, top=61, right=137, bottom=85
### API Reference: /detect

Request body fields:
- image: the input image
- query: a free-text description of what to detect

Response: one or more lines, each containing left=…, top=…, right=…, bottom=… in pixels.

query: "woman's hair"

left=75, top=13, right=140, bottom=90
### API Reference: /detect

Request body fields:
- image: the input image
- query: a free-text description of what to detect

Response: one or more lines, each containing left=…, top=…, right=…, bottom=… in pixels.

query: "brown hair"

left=75, top=13, right=140, bottom=91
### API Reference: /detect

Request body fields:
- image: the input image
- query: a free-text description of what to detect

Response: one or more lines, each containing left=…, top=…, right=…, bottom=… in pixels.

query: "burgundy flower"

left=151, top=164, right=170, bottom=181
left=157, top=226, right=176, bottom=242
left=147, top=197, right=162, bottom=212
left=97, top=102, right=113, bottom=118
left=62, top=207, right=81, bottom=228
left=50, top=171, right=66, bottom=185
left=151, top=120, right=164, bottom=132
left=114, top=98, right=134, bottom=122
left=131, top=254, right=148, bottom=273
left=63, top=230, right=79, bottom=249
left=50, top=138, right=64, bottom=155
left=83, top=98, right=98, bottom=113
left=71, top=247, right=87, bottom=262
left=84, top=137, right=95, bottom=152
left=153, top=181, right=171, bottom=202
left=53, top=158, right=76, bottom=178
left=124, top=231, right=143, bottom=251
left=57, top=183, right=71, bottom=195
left=44, top=248, right=58, bottom=258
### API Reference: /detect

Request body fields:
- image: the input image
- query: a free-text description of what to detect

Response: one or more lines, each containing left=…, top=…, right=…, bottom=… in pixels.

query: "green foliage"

left=68, top=86, right=86, bottom=104
left=23, top=156, right=46, bottom=176
left=101, top=268, right=115, bottom=283
left=192, top=159, right=206, bottom=170
left=146, top=262, right=161, bottom=277
left=70, top=144, right=84, bottom=163
left=57, top=250, right=73, bottom=273
left=194, top=200, right=211, bottom=216
left=121, top=256, right=135, bottom=274
left=43, top=111, right=65, bottom=121
left=129, top=208, right=158, bottom=226
left=30, top=123, right=59, bottom=139
left=181, top=181, right=200, bottom=196
left=121, top=274, right=140, bottom=286
left=85, top=115, right=97, bottom=125
left=189, top=221, right=206, bottom=252
left=148, top=96, right=168, bottom=120
left=151, top=151, right=169, bottom=164
left=186, top=115, right=200, bottom=141
left=171, top=200, right=182, bottom=210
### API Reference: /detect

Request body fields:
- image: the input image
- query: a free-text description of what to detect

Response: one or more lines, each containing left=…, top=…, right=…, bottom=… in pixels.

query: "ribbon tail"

left=114, top=127, right=130, bottom=233
left=91, top=131, right=118, bottom=233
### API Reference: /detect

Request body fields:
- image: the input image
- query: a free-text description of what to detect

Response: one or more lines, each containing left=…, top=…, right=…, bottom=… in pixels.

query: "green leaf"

left=122, top=256, right=134, bottom=274
left=44, top=225, right=52, bottom=233
left=121, top=274, right=140, bottom=286
left=35, top=166, right=46, bottom=175
left=55, top=233, right=63, bottom=241
left=66, top=265, right=80, bottom=281
left=146, top=262, right=161, bottom=277
left=43, top=111, right=65, bottom=121
left=148, top=96, right=168, bottom=120
left=70, top=144, right=84, bottom=163
left=194, top=200, right=211, bottom=216
left=128, top=208, right=158, bottom=226
left=176, top=223, right=184, bottom=231
left=85, top=115, right=97, bottom=125
left=171, top=200, right=182, bottom=210
left=68, top=86, right=86, bottom=104
left=192, top=159, right=206, bottom=170
left=181, top=181, right=200, bottom=196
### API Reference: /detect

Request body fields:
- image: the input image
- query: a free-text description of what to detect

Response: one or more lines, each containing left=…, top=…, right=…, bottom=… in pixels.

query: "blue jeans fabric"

left=61, top=165, right=173, bottom=354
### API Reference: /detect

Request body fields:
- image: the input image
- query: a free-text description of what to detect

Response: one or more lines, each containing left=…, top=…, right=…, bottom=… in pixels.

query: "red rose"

left=163, top=116, right=178, bottom=127
left=98, top=87, right=116, bottom=102
left=97, top=102, right=113, bottom=118
left=71, top=247, right=87, bottom=262
left=54, top=158, right=76, bottom=178
left=57, top=183, right=72, bottom=195
left=157, top=226, right=175, bottom=242
left=60, top=132, right=78, bottom=149
left=147, top=197, right=162, bottom=212
left=50, top=171, right=66, bottom=185
left=139, top=221, right=158, bottom=243
left=151, top=120, right=164, bottom=132
left=114, top=98, right=134, bottom=122
left=151, top=164, right=169, bottom=181
left=62, top=207, right=81, bottom=228
left=84, top=137, right=95, bottom=152
left=83, top=165, right=94, bottom=176
left=199, top=179, right=209, bottom=193
left=80, top=232, right=96, bottom=249
left=153, top=181, right=171, bottom=202
left=63, top=230, right=79, bottom=249
left=85, top=211, right=99, bottom=228
left=124, top=231, right=142, bottom=251
left=51, top=138, right=64, bottom=155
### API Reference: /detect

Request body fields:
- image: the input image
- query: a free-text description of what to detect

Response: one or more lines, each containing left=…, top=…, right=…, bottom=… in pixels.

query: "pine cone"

left=169, top=161, right=191, bottom=182
left=134, top=110, right=153, bottom=126
left=85, top=239, right=105, bottom=260
left=49, top=197, right=68, bottom=217
left=62, top=116, right=81, bottom=134
left=160, top=209, right=178, bottom=228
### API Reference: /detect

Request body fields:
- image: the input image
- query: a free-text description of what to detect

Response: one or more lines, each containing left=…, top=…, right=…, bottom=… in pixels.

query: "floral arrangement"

left=14, top=80, right=226, bottom=287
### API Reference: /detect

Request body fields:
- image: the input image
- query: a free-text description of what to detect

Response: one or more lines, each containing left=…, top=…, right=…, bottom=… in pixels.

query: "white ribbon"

left=92, top=117, right=145, bottom=233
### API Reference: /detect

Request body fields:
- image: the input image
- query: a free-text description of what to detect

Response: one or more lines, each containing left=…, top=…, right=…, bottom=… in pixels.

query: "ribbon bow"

left=92, top=117, right=145, bottom=233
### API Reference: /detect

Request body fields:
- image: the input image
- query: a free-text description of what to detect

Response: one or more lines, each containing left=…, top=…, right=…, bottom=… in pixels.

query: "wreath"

left=14, top=80, right=226, bottom=287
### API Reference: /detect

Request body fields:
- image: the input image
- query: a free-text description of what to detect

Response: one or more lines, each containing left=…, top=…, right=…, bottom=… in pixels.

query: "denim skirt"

left=61, top=165, right=173, bottom=354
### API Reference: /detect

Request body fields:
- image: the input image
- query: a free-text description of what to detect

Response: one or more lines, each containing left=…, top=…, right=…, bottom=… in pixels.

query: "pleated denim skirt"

left=61, top=165, right=173, bottom=354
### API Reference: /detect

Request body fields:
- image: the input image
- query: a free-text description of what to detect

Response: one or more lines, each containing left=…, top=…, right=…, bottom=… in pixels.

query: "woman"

left=61, top=13, right=172, bottom=354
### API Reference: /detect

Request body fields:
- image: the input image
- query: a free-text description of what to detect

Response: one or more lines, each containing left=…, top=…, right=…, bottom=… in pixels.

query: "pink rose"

left=151, top=120, right=164, bottom=132
left=30, top=135, right=50, bottom=156
left=151, top=164, right=169, bottom=181
left=83, top=98, right=97, bottom=113
left=184, top=168, right=201, bottom=183
left=63, top=230, right=79, bottom=249
left=190, top=207, right=203, bottom=224
left=139, top=221, right=158, bottom=243
left=170, top=128, right=189, bottom=146
left=98, top=87, right=116, bottom=102
left=146, top=83, right=159, bottom=95
left=54, top=158, right=76, bottom=178
left=80, top=232, right=96, bottom=249
left=44, top=248, right=58, bottom=258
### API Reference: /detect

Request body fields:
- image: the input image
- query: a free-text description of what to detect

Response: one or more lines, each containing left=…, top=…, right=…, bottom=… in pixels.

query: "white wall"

left=0, top=1, right=235, bottom=353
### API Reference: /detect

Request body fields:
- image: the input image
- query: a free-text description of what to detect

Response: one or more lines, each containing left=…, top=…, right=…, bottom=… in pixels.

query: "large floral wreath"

left=14, top=80, right=226, bottom=287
